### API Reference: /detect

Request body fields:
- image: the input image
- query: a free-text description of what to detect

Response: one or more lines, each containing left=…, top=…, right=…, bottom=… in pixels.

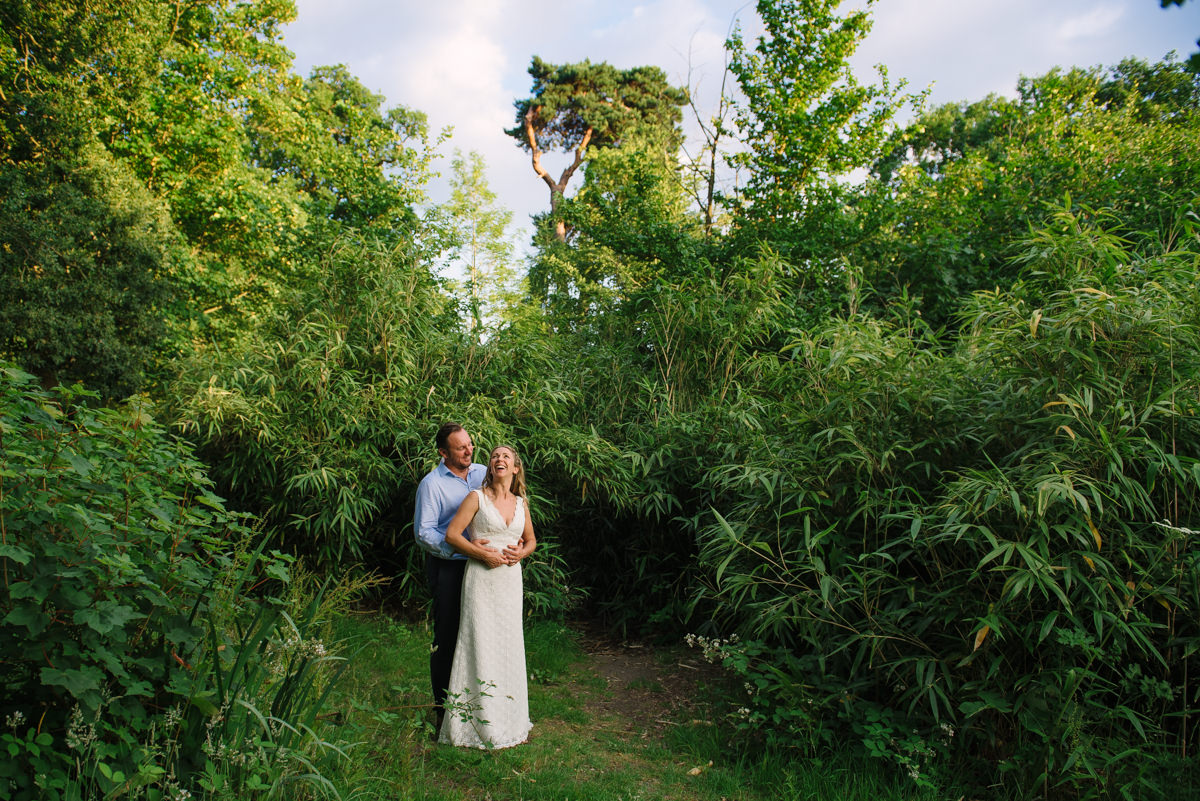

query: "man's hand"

left=473, top=539, right=507, bottom=569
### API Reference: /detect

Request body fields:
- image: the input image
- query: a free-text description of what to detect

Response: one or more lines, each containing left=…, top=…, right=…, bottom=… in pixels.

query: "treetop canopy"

left=506, top=56, right=688, bottom=153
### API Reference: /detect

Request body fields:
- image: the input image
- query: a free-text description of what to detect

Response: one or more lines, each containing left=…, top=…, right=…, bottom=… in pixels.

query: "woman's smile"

left=490, top=448, right=515, bottom=474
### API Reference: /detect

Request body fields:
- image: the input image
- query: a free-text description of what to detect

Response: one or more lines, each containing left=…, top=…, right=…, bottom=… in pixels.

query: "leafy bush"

left=170, top=235, right=450, bottom=566
left=0, top=145, right=184, bottom=398
left=0, top=365, right=345, bottom=799
left=863, top=58, right=1200, bottom=331
left=685, top=210, right=1200, bottom=798
left=170, top=236, right=608, bottom=622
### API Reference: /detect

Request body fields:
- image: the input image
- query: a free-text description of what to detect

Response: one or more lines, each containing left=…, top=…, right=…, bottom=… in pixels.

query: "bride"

left=438, top=444, right=537, bottom=749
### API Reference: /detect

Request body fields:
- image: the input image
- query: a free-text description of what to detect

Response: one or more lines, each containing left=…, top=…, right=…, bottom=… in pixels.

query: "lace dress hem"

left=438, top=720, right=531, bottom=750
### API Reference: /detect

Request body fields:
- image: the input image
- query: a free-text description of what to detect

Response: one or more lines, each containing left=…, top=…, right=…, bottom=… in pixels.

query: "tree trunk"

left=523, top=106, right=591, bottom=242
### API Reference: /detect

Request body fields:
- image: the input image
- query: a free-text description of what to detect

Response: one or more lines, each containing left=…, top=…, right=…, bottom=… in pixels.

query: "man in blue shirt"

left=414, top=422, right=488, bottom=733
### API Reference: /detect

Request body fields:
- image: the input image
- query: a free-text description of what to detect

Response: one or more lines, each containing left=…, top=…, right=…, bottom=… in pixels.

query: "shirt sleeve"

left=413, top=476, right=454, bottom=559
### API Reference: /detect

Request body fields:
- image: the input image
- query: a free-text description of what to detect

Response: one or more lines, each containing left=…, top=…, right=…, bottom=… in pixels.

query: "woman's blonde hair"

left=481, top=445, right=527, bottom=499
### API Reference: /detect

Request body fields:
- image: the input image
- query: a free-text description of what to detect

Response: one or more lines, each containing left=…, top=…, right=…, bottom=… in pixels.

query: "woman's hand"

left=501, top=542, right=523, bottom=565
left=480, top=548, right=508, bottom=569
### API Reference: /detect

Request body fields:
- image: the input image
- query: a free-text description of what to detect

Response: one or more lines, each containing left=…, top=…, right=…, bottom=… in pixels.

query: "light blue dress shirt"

left=414, top=460, right=487, bottom=560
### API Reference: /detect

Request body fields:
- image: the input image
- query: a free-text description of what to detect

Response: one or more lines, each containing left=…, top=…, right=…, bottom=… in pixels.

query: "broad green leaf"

left=42, top=665, right=105, bottom=697
left=0, top=544, right=33, bottom=564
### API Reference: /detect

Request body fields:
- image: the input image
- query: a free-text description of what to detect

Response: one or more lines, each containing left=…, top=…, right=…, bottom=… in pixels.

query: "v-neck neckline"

left=484, top=490, right=517, bottom=527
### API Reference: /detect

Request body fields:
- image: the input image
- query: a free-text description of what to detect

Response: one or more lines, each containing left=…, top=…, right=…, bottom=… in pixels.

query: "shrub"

left=0, top=365, right=344, bottom=799
left=687, top=210, right=1200, bottom=798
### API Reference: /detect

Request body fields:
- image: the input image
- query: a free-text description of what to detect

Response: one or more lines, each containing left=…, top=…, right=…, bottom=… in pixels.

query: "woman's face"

left=489, top=447, right=518, bottom=480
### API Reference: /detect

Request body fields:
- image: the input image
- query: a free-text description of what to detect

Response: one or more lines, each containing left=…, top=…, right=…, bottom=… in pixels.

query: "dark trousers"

left=426, top=555, right=467, bottom=712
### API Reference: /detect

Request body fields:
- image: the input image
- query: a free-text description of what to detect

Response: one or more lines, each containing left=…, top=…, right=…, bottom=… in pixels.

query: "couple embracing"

left=413, top=423, right=537, bottom=749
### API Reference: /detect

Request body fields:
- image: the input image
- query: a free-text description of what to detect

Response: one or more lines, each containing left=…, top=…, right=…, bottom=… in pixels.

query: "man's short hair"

left=435, top=422, right=464, bottom=454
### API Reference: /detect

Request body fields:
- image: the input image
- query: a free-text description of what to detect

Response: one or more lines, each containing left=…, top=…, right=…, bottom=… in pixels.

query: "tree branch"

left=524, top=106, right=558, bottom=193
left=556, top=126, right=593, bottom=190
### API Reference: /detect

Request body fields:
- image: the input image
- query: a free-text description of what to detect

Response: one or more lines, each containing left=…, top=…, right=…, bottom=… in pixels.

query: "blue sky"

left=281, top=0, right=1200, bottom=246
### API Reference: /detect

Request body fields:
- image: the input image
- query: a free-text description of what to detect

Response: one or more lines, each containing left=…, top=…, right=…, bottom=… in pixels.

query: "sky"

left=281, top=0, right=1200, bottom=248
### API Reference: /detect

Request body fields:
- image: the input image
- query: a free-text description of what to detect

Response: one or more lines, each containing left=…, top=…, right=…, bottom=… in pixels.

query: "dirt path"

left=573, top=627, right=727, bottom=736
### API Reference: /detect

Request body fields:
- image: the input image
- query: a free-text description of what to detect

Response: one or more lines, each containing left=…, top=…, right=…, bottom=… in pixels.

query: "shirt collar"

left=436, top=459, right=478, bottom=481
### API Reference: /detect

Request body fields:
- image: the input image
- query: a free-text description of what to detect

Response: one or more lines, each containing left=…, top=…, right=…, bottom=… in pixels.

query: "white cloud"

left=399, top=24, right=510, bottom=133
left=1058, top=5, right=1125, bottom=42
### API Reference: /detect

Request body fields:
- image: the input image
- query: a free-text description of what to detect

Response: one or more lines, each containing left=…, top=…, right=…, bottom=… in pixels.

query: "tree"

left=1, top=0, right=439, bottom=379
left=726, top=0, right=911, bottom=226
left=551, top=131, right=698, bottom=302
left=682, top=49, right=737, bottom=237
left=0, top=0, right=193, bottom=396
left=442, top=149, right=519, bottom=339
left=100, top=0, right=304, bottom=270
left=870, top=94, right=1020, bottom=185
left=0, top=145, right=184, bottom=398
left=249, top=64, right=433, bottom=240
left=719, top=0, right=918, bottom=321
left=507, top=56, right=688, bottom=240
left=857, top=58, right=1200, bottom=329
left=0, top=0, right=172, bottom=163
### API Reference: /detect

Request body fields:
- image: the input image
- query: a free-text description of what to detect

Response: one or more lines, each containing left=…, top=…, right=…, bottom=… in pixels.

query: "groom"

left=414, top=422, right=487, bottom=731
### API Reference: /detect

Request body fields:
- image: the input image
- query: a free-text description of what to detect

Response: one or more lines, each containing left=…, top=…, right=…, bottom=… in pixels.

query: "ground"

left=574, top=625, right=726, bottom=735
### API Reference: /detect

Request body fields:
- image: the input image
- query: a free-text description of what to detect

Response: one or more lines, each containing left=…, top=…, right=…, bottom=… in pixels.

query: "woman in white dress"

left=439, top=444, right=537, bottom=749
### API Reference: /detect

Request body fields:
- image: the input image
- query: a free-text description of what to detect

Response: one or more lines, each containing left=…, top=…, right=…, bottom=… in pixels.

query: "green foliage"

left=507, top=56, right=688, bottom=241
left=507, top=56, right=688, bottom=157
left=440, top=149, right=520, bottom=339
left=9, top=3, right=1200, bottom=796
left=0, top=0, right=171, bottom=161
left=634, top=252, right=792, bottom=413
left=522, top=539, right=586, bottom=621
left=2, top=0, right=436, bottom=382
left=702, top=0, right=923, bottom=322
left=0, top=364, right=349, bottom=799
left=171, top=232, right=602, bottom=623
left=686, top=633, right=833, bottom=755
left=171, top=235, right=451, bottom=565
left=0, top=366, right=247, bottom=723
left=249, top=64, right=433, bottom=240
left=726, top=0, right=914, bottom=236
left=0, top=144, right=184, bottom=398
left=534, top=130, right=700, bottom=326
left=864, top=57, right=1200, bottom=329
left=686, top=210, right=1200, bottom=798
left=173, top=569, right=350, bottom=800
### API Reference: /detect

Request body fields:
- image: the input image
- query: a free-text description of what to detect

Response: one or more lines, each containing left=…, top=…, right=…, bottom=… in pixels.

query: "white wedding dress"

left=439, top=490, right=532, bottom=749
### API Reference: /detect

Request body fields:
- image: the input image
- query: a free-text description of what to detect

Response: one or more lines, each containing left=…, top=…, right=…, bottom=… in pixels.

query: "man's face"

left=440, top=429, right=474, bottom=473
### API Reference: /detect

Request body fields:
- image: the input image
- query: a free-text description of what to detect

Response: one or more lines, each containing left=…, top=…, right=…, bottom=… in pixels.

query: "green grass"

left=308, top=610, right=949, bottom=801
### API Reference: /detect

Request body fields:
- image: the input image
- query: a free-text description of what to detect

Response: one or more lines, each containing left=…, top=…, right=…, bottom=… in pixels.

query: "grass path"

left=320, top=613, right=941, bottom=801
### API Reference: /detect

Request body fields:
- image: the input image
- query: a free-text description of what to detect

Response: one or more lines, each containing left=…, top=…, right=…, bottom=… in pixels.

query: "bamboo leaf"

left=973, top=625, right=990, bottom=652
left=1087, top=517, right=1102, bottom=551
